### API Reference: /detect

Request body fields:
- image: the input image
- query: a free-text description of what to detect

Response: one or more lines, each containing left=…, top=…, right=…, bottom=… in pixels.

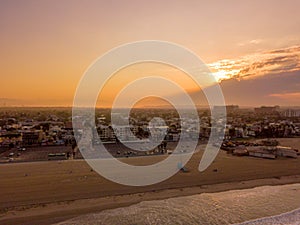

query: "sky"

left=0, top=0, right=300, bottom=107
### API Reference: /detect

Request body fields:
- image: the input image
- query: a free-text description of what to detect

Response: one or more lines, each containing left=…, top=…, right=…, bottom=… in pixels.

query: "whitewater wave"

left=236, top=207, right=300, bottom=225
left=56, top=183, right=300, bottom=225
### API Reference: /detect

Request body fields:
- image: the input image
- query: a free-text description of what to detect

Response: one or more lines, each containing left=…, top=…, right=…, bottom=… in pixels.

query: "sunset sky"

left=0, top=0, right=299, bottom=107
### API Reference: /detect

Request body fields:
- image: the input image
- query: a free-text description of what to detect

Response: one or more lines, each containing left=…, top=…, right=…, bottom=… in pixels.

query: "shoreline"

left=1, top=174, right=300, bottom=225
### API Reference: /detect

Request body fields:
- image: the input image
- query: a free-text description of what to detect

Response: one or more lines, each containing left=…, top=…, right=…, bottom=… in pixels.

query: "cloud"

left=238, top=39, right=263, bottom=46
left=217, top=70, right=300, bottom=106
left=249, top=39, right=263, bottom=44
left=209, top=45, right=300, bottom=81
left=269, top=92, right=300, bottom=100
left=169, top=70, right=300, bottom=107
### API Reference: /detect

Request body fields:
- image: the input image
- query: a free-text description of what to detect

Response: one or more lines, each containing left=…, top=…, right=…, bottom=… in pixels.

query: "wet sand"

left=0, top=138, right=300, bottom=224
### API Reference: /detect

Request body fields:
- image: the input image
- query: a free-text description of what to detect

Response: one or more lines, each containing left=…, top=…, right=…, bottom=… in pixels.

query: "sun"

left=211, top=70, right=231, bottom=82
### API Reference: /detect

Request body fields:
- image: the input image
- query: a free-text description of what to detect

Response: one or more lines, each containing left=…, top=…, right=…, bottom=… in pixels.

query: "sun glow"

left=211, top=70, right=231, bottom=81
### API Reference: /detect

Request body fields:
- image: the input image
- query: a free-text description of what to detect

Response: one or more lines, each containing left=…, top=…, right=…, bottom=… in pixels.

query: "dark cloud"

left=173, top=71, right=300, bottom=107
left=218, top=70, right=300, bottom=106
left=179, top=46, right=300, bottom=106
left=239, top=53, right=300, bottom=77
left=266, top=46, right=300, bottom=54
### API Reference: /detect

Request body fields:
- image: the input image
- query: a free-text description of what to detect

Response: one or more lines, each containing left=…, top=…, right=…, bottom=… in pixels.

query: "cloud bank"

left=209, top=45, right=300, bottom=81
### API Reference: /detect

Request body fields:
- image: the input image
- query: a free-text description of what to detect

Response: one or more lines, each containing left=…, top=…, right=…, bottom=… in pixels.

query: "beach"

left=0, top=138, right=300, bottom=224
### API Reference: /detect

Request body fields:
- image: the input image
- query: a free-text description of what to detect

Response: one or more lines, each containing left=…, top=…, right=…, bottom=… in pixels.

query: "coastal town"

left=2, top=1, right=300, bottom=224
left=0, top=105, right=299, bottom=163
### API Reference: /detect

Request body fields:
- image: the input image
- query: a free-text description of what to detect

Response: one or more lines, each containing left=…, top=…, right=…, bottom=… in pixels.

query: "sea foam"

left=56, top=183, right=300, bottom=225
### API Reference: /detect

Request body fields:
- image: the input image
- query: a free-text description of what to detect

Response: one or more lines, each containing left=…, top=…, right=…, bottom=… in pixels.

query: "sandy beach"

left=0, top=138, right=300, bottom=224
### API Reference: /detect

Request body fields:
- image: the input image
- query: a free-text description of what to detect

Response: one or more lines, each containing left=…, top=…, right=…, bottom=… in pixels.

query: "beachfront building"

left=97, top=125, right=116, bottom=143
left=276, top=146, right=298, bottom=158
left=166, top=131, right=180, bottom=141
left=21, top=131, right=42, bottom=146
left=113, top=125, right=138, bottom=142
left=0, top=132, right=22, bottom=148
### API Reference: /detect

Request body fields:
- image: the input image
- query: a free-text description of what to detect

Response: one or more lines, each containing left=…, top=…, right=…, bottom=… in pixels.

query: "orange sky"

left=0, top=0, right=300, bottom=107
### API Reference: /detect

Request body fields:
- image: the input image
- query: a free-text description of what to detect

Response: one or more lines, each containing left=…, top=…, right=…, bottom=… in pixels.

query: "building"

left=213, top=105, right=239, bottom=114
left=22, top=131, right=41, bottom=146
left=276, top=146, right=298, bottom=158
left=247, top=146, right=277, bottom=159
left=254, top=106, right=280, bottom=115
left=97, top=125, right=116, bottom=142
left=226, top=105, right=239, bottom=113
left=112, top=125, right=138, bottom=142
left=283, top=109, right=300, bottom=117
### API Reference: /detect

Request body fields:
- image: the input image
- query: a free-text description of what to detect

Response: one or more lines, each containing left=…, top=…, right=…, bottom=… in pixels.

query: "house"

left=276, top=146, right=298, bottom=158
left=247, top=146, right=277, bottom=159
left=22, top=131, right=41, bottom=146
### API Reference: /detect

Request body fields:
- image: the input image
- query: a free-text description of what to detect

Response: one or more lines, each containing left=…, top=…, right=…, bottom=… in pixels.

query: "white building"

left=284, top=109, right=300, bottom=117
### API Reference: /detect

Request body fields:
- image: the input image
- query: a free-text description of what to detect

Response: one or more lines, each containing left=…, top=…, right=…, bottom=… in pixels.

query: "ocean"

left=56, top=183, right=300, bottom=225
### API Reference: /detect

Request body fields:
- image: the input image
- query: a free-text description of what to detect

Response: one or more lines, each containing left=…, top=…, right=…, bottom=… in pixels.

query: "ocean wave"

left=235, top=207, right=300, bottom=225
left=56, top=183, right=300, bottom=225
